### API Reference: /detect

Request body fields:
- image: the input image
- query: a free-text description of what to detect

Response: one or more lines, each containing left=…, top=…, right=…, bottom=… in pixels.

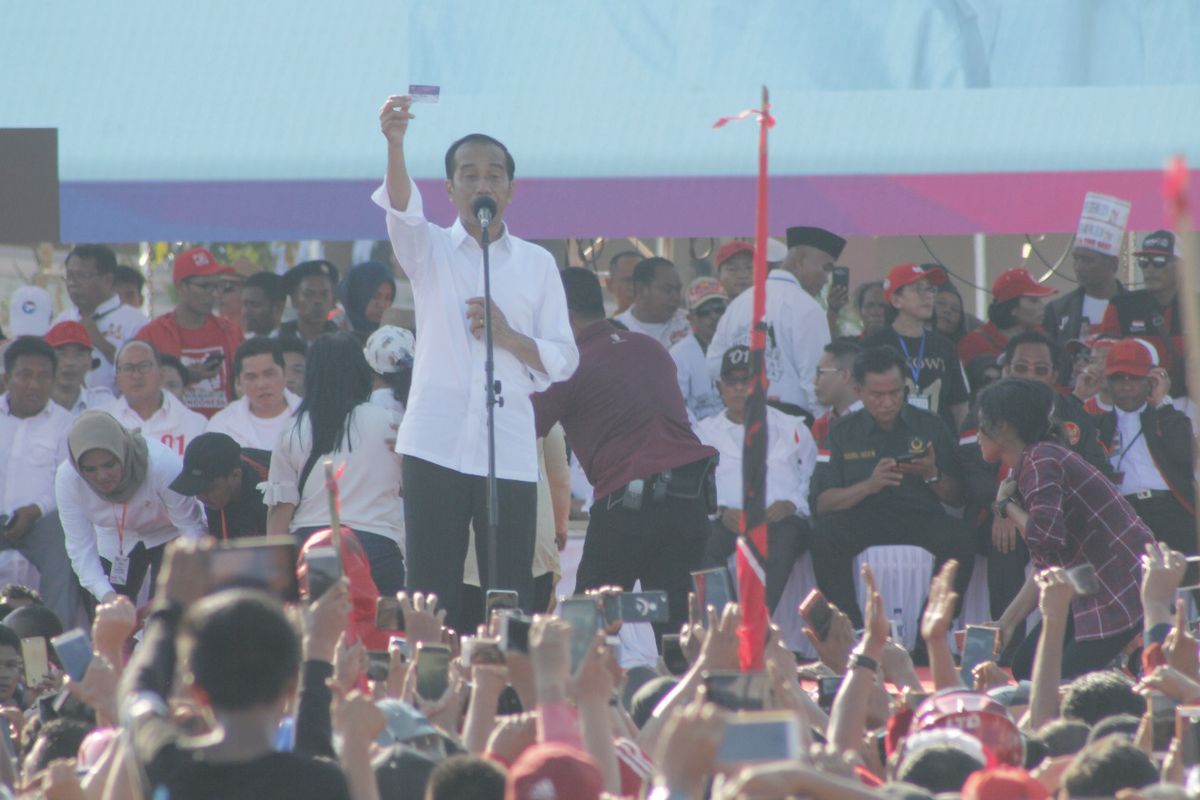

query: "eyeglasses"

left=117, top=361, right=156, bottom=376
left=1009, top=363, right=1054, bottom=378
left=816, top=367, right=844, bottom=377
left=1137, top=255, right=1175, bottom=270
left=184, top=279, right=221, bottom=293
left=218, top=281, right=242, bottom=294
left=694, top=304, right=726, bottom=318
left=64, top=269, right=99, bottom=284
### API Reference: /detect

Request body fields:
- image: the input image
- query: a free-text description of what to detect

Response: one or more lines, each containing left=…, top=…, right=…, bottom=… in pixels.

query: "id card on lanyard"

left=897, top=333, right=930, bottom=410
left=110, top=504, right=131, bottom=587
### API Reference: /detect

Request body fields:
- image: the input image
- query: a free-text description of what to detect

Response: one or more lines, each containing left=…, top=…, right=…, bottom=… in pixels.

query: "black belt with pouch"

left=606, top=455, right=719, bottom=514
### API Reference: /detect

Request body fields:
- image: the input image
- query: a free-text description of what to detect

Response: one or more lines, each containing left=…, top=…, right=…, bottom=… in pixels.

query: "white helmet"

left=363, top=326, right=415, bottom=374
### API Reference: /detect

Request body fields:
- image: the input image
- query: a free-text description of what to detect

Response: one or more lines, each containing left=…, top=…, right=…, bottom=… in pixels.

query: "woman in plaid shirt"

left=976, top=378, right=1154, bottom=680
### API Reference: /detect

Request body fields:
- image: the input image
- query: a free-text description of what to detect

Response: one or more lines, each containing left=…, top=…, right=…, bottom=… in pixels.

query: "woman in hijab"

left=341, top=261, right=397, bottom=337
left=55, top=410, right=207, bottom=603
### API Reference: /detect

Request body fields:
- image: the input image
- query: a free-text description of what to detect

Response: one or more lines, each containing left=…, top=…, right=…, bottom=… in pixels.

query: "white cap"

left=765, top=237, right=789, bottom=264
left=363, top=325, right=415, bottom=374
left=8, top=286, right=53, bottom=338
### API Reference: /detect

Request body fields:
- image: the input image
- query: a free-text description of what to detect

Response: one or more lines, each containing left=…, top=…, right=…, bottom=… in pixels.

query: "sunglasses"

left=1137, top=255, right=1175, bottom=270
left=694, top=304, right=727, bottom=318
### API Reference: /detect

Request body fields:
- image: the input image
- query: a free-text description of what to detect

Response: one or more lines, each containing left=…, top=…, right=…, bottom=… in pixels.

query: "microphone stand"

left=480, top=215, right=502, bottom=593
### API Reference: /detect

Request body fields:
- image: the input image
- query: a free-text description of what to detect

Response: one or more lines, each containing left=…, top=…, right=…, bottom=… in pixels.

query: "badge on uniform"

left=109, top=554, right=131, bottom=587
left=1062, top=421, right=1081, bottom=446
left=906, top=395, right=931, bottom=411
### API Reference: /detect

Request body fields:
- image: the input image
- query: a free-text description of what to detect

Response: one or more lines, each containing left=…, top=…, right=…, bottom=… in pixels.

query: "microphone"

left=472, top=196, right=497, bottom=229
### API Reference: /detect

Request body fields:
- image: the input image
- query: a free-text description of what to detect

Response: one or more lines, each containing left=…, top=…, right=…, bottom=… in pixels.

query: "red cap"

left=1104, top=338, right=1156, bottom=378
left=962, top=767, right=1049, bottom=800
left=505, top=743, right=603, bottom=800
left=715, top=241, right=754, bottom=269
left=991, top=269, right=1057, bottom=303
left=173, top=247, right=231, bottom=283
left=883, top=262, right=945, bottom=302
left=44, top=321, right=92, bottom=350
left=913, top=690, right=1025, bottom=767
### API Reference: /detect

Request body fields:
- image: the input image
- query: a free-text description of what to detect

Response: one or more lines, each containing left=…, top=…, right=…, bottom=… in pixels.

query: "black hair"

left=233, top=336, right=284, bottom=379
left=895, top=744, right=983, bottom=794
left=630, top=676, right=678, bottom=729
left=276, top=336, right=307, bottom=359
left=372, top=745, right=438, bottom=800
left=977, top=378, right=1058, bottom=446
left=27, top=718, right=91, bottom=774
left=3, top=335, right=56, bottom=374
left=560, top=267, right=606, bottom=319
left=293, top=332, right=372, bottom=494
left=824, top=339, right=862, bottom=367
left=987, top=296, right=1020, bottom=329
left=1033, top=718, right=1089, bottom=758
left=852, top=345, right=907, bottom=385
left=1003, top=329, right=1063, bottom=381
left=0, top=585, right=42, bottom=606
left=181, top=589, right=300, bottom=710
left=854, top=280, right=884, bottom=310
left=1060, top=736, right=1158, bottom=798
left=244, top=271, right=286, bottom=304
left=2, top=604, right=63, bottom=641
left=424, top=755, right=506, bottom=800
left=112, top=265, right=145, bottom=291
left=0, top=625, right=20, bottom=653
left=444, top=133, right=515, bottom=181
left=1087, top=713, right=1141, bottom=744
left=1061, top=671, right=1143, bottom=726
left=608, top=250, right=640, bottom=271
left=158, top=353, right=191, bottom=386
left=379, top=368, right=412, bottom=407
left=66, top=244, right=118, bottom=277
left=931, top=281, right=967, bottom=340
left=632, top=257, right=673, bottom=287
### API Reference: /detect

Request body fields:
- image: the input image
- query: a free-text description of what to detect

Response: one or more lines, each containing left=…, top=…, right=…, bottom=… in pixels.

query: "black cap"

left=786, top=226, right=846, bottom=260
left=283, top=260, right=340, bottom=294
left=170, top=433, right=242, bottom=496
left=1135, top=230, right=1178, bottom=257
left=720, top=345, right=753, bottom=380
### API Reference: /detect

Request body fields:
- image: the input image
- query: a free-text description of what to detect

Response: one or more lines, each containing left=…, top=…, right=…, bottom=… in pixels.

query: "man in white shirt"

left=695, top=345, right=816, bottom=613
left=670, top=277, right=727, bottom=424
left=707, top=226, right=845, bottom=421
left=104, top=340, right=207, bottom=459
left=375, top=96, right=579, bottom=629
left=206, top=338, right=299, bottom=451
left=612, top=257, right=691, bottom=348
left=0, top=337, right=82, bottom=626
left=54, top=245, right=148, bottom=393
left=45, top=322, right=113, bottom=415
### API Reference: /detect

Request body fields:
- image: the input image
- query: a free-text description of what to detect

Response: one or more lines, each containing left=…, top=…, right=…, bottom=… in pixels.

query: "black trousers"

left=974, top=511, right=1030, bottom=661
left=1011, top=612, right=1140, bottom=681
left=100, top=541, right=166, bottom=602
left=577, top=493, right=709, bottom=639
left=703, top=516, right=808, bottom=614
left=808, top=506, right=976, bottom=628
left=402, top=456, right=537, bottom=633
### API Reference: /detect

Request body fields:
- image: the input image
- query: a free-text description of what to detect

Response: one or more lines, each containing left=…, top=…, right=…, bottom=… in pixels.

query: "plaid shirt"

left=1016, top=441, right=1153, bottom=641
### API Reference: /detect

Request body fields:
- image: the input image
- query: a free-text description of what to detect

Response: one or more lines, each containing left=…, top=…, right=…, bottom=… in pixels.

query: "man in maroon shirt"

left=532, top=268, right=718, bottom=635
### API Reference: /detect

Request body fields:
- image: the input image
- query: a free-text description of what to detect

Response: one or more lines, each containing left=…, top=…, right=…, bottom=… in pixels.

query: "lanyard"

left=895, top=333, right=926, bottom=387
left=112, top=503, right=128, bottom=556
left=220, top=509, right=229, bottom=542
left=1114, top=426, right=1146, bottom=472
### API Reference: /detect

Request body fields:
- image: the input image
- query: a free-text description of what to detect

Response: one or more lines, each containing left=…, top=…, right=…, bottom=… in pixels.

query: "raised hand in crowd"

left=484, top=712, right=537, bottom=766
left=1029, top=566, right=1074, bottom=730
left=332, top=633, right=367, bottom=698
left=334, top=691, right=386, bottom=800
left=919, top=559, right=962, bottom=690
left=803, top=601, right=855, bottom=675
left=1163, top=599, right=1200, bottom=681
left=64, top=655, right=119, bottom=726
left=397, top=591, right=447, bottom=647
left=651, top=694, right=726, bottom=800
left=1141, top=541, right=1186, bottom=632
left=91, top=593, right=137, bottom=670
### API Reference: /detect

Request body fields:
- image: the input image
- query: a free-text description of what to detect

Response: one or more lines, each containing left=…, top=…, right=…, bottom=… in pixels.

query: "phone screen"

left=304, top=547, right=340, bottom=601
left=416, top=644, right=451, bottom=701
left=21, top=638, right=49, bottom=687
left=831, top=266, right=850, bottom=290
left=366, top=651, right=390, bottom=682
left=560, top=598, right=601, bottom=672
left=715, top=712, right=800, bottom=766
left=818, top=675, right=842, bottom=712
left=703, top=671, right=769, bottom=712
left=691, top=568, right=733, bottom=625
left=375, top=597, right=405, bottom=631
left=50, top=630, right=93, bottom=683
left=960, top=626, right=998, bottom=682
left=799, top=589, right=833, bottom=641
left=661, top=634, right=689, bottom=676
left=485, top=590, right=520, bottom=619
left=618, top=591, right=669, bottom=623
left=210, top=536, right=299, bottom=602
left=501, top=614, right=531, bottom=654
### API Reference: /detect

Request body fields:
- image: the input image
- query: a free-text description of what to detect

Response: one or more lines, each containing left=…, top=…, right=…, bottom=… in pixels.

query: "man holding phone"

left=136, top=247, right=244, bottom=418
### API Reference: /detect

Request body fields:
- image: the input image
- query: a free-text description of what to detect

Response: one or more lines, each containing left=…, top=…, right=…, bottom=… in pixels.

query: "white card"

left=408, top=84, right=440, bottom=103
left=109, top=554, right=131, bottom=587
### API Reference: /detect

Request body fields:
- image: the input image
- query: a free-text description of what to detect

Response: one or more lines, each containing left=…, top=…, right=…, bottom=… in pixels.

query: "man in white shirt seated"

left=45, top=322, right=113, bottom=415
left=206, top=338, right=299, bottom=451
left=53, top=244, right=148, bottom=393
left=612, top=257, right=691, bottom=349
left=103, top=340, right=207, bottom=459
left=695, top=345, right=817, bottom=613
left=0, top=337, right=83, bottom=626
left=670, top=277, right=727, bottom=424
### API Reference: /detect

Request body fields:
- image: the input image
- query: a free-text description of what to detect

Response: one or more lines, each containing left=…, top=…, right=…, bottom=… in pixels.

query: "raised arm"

left=379, top=95, right=414, bottom=213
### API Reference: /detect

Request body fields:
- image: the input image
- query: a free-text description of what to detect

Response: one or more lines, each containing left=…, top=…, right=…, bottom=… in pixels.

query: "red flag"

left=715, top=87, right=773, bottom=671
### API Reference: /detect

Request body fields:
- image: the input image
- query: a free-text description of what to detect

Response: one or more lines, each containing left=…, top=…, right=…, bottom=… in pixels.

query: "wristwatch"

left=996, top=496, right=1016, bottom=519
left=849, top=652, right=879, bottom=672
left=924, top=469, right=940, bottom=485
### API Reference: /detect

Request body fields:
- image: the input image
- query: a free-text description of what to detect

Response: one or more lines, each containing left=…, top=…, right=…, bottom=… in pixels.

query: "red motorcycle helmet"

left=911, top=689, right=1025, bottom=767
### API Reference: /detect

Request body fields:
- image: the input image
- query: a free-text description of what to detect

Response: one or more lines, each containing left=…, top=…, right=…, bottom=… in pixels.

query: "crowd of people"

left=0, top=94, right=1192, bottom=798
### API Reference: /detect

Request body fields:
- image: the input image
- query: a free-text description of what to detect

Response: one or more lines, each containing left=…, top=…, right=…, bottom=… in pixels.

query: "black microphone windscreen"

left=472, top=196, right=498, bottom=220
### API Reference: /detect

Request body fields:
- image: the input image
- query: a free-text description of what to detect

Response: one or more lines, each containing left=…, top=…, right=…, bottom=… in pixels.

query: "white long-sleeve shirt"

left=55, top=439, right=207, bottom=600
left=263, top=403, right=405, bottom=545
left=54, top=295, right=148, bottom=393
left=706, top=270, right=830, bottom=414
left=670, top=333, right=723, bottom=424
left=372, top=180, right=579, bottom=482
left=205, top=390, right=300, bottom=451
left=694, top=406, right=817, bottom=517
left=102, top=391, right=208, bottom=459
left=0, top=396, right=72, bottom=517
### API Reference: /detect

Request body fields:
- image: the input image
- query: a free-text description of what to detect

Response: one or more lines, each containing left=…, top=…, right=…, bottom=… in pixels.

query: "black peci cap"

left=170, top=433, right=242, bottom=496
left=282, top=260, right=340, bottom=294
left=786, top=226, right=846, bottom=260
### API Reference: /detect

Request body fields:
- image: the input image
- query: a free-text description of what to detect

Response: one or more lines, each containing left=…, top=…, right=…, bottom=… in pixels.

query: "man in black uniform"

left=959, top=330, right=1110, bottom=631
left=1096, top=231, right=1185, bottom=391
left=808, top=345, right=975, bottom=629
left=170, top=433, right=271, bottom=540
